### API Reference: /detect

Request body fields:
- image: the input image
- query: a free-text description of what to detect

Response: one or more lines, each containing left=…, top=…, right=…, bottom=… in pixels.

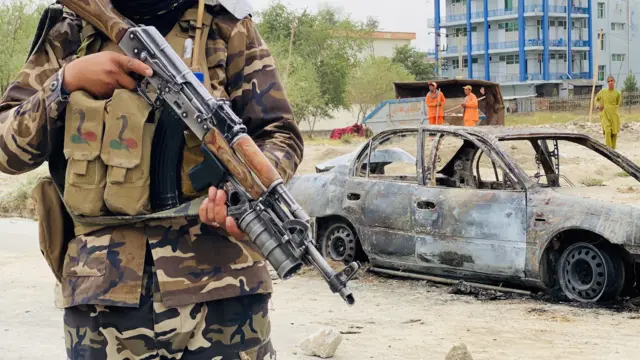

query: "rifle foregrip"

left=232, top=135, right=282, bottom=188
left=203, top=129, right=265, bottom=200
left=58, top=0, right=130, bottom=43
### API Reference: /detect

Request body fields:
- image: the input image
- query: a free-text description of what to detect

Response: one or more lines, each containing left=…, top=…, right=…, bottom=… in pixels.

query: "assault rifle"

left=57, top=0, right=360, bottom=305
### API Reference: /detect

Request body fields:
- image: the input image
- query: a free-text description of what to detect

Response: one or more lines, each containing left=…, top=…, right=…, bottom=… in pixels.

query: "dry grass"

left=506, top=108, right=640, bottom=127
left=0, top=174, right=39, bottom=219
left=580, top=177, right=605, bottom=187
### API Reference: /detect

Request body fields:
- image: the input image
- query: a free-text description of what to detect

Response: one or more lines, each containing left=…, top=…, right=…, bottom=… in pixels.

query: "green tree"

left=622, top=72, right=638, bottom=93
left=268, top=31, right=330, bottom=139
left=256, top=3, right=376, bottom=111
left=282, top=54, right=331, bottom=137
left=391, top=44, right=436, bottom=81
left=0, top=0, right=48, bottom=93
left=347, top=56, right=415, bottom=123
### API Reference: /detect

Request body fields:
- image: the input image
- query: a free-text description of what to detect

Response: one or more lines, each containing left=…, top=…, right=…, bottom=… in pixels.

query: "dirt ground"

left=1, top=217, right=639, bottom=360
left=2, top=122, right=640, bottom=359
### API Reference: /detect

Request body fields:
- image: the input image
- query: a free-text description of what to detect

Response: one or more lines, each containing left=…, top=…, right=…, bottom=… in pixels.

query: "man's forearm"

left=0, top=10, right=81, bottom=175
left=0, top=68, right=69, bottom=175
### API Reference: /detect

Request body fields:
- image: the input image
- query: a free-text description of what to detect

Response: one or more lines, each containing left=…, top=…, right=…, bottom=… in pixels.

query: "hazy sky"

left=250, top=0, right=437, bottom=51
left=0, top=0, right=437, bottom=50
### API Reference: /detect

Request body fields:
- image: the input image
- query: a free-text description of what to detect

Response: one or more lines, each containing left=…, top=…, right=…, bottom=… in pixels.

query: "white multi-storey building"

left=427, top=0, right=639, bottom=96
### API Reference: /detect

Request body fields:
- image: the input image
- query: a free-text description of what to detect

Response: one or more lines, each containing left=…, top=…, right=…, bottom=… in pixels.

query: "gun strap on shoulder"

left=27, top=4, right=65, bottom=61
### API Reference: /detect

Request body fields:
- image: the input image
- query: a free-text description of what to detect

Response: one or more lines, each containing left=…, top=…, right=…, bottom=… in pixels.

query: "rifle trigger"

left=136, top=79, right=157, bottom=108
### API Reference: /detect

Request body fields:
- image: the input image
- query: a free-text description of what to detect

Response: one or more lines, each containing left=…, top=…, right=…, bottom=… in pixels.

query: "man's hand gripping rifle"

left=57, top=0, right=361, bottom=305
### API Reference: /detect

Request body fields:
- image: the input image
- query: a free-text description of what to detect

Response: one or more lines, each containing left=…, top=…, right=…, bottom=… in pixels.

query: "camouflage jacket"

left=0, top=6, right=303, bottom=308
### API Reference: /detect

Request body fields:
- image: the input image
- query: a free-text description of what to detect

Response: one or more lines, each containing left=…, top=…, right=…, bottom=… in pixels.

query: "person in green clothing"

left=595, top=75, right=622, bottom=149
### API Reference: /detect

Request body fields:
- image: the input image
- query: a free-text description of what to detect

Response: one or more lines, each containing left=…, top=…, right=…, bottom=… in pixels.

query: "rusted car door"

left=414, top=132, right=528, bottom=278
left=345, top=130, right=426, bottom=264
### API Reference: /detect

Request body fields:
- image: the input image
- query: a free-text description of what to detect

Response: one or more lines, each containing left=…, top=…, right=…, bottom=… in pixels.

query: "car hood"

left=548, top=187, right=640, bottom=214
left=533, top=187, right=640, bottom=238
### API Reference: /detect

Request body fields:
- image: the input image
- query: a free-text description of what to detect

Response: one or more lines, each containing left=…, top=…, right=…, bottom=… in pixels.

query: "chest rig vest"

left=60, top=5, right=218, bottom=234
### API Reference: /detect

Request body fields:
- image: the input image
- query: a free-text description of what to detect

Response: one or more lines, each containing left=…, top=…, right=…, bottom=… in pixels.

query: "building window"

left=499, top=54, right=519, bottom=64
left=599, top=33, right=605, bottom=50
left=453, top=26, right=478, bottom=37
left=598, top=65, right=606, bottom=81
left=597, top=3, right=605, bottom=19
left=462, top=58, right=479, bottom=68
left=504, top=0, right=513, bottom=10
left=498, top=21, right=518, bottom=32
left=611, top=23, right=625, bottom=31
left=612, top=54, right=625, bottom=62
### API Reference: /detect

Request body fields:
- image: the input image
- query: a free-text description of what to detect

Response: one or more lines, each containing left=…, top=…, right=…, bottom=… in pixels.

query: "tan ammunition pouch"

left=62, top=80, right=154, bottom=218
left=54, top=4, right=217, bottom=235
left=31, top=176, right=74, bottom=283
left=62, top=90, right=108, bottom=216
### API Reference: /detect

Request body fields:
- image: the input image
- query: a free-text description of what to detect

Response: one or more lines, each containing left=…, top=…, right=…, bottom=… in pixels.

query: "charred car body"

left=286, top=126, right=640, bottom=303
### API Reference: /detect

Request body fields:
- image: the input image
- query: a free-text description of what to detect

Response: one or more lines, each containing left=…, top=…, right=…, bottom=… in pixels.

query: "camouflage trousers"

left=63, top=265, right=276, bottom=360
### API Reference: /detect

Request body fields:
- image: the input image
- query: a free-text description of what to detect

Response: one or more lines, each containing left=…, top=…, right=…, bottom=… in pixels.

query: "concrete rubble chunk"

left=299, top=328, right=343, bottom=358
left=445, top=343, right=474, bottom=360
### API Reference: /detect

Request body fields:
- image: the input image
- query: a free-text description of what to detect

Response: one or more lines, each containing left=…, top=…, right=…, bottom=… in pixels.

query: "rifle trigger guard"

left=136, top=78, right=159, bottom=108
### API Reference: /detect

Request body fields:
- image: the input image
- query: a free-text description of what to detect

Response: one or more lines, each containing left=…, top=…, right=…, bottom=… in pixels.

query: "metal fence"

left=510, top=92, right=640, bottom=114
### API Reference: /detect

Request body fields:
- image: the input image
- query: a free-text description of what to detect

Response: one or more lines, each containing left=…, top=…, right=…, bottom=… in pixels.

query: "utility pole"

left=589, top=29, right=604, bottom=124
left=458, top=34, right=463, bottom=78
left=628, top=0, right=631, bottom=113
left=628, top=0, right=631, bottom=76
left=284, top=16, right=296, bottom=86
left=436, top=30, right=442, bottom=77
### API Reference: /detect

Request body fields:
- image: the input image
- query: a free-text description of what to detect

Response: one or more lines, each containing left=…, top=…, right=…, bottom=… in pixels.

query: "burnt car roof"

left=377, top=125, right=589, bottom=141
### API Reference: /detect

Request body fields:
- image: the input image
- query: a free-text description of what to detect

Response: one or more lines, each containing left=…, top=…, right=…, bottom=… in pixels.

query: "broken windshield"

left=498, top=136, right=640, bottom=203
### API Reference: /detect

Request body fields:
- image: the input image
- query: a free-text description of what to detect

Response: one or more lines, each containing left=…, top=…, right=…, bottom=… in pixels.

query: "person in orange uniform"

left=425, top=82, right=446, bottom=125
left=461, top=85, right=479, bottom=126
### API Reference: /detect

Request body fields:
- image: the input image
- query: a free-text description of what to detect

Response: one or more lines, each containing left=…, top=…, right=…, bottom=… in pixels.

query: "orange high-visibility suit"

left=425, top=91, right=446, bottom=125
left=463, top=93, right=479, bottom=126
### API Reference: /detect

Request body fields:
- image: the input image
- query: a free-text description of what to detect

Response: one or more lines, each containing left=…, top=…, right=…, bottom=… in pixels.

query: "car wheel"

left=321, top=222, right=359, bottom=264
left=556, top=242, right=624, bottom=303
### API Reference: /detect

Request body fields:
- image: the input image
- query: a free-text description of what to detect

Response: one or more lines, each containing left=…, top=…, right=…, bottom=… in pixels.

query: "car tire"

left=320, top=221, right=362, bottom=264
left=556, top=242, right=625, bottom=303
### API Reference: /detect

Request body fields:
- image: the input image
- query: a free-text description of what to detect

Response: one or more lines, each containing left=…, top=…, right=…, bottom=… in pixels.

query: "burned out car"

left=286, top=126, right=640, bottom=303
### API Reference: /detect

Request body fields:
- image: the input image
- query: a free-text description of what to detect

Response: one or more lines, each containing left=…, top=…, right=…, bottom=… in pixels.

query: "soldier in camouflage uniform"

left=0, top=0, right=303, bottom=359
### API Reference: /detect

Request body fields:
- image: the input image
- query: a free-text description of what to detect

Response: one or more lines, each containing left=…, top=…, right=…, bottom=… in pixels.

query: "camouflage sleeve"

left=220, top=16, right=304, bottom=183
left=0, top=11, right=82, bottom=175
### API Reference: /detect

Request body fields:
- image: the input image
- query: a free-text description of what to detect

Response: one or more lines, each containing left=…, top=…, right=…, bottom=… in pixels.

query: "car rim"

left=326, top=226, right=356, bottom=262
left=559, top=243, right=608, bottom=302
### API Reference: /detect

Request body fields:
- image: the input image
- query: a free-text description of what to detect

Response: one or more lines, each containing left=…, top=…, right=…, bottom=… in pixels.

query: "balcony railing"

left=445, top=43, right=487, bottom=54
left=490, top=74, right=520, bottom=83
left=539, top=72, right=592, bottom=80
left=436, top=71, right=592, bottom=83
left=429, top=5, right=589, bottom=26
left=489, top=40, right=520, bottom=50
left=572, top=40, right=589, bottom=47
left=440, top=39, right=586, bottom=55
left=486, top=8, right=518, bottom=17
